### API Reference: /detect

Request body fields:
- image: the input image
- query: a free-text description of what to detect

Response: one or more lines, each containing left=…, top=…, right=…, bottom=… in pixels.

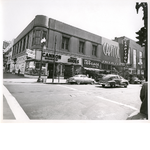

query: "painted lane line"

left=3, top=85, right=30, bottom=121
left=58, top=85, right=138, bottom=111
left=96, top=96, right=138, bottom=111
left=57, top=85, right=78, bottom=91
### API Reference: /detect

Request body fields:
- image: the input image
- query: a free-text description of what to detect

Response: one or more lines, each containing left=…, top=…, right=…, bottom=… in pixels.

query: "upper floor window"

left=127, top=47, right=131, bottom=64
left=32, top=30, right=47, bottom=46
left=79, top=41, right=84, bottom=54
left=19, top=41, right=22, bottom=53
left=139, top=51, right=143, bottom=64
left=22, top=38, right=26, bottom=51
left=92, top=44, right=97, bottom=56
left=26, top=34, right=29, bottom=49
left=133, top=49, right=137, bottom=68
left=62, top=36, right=69, bottom=50
left=32, top=30, right=42, bottom=46
left=16, top=43, right=19, bottom=54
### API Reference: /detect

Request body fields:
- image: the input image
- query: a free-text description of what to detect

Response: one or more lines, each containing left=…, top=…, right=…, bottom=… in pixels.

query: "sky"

left=0, top=0, right=147, bottom=43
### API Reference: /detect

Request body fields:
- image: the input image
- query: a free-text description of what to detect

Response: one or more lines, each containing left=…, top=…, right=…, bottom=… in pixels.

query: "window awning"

left=84, top=67, right=104, bottom=72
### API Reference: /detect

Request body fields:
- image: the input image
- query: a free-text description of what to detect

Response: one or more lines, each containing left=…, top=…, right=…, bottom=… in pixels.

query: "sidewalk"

left=3, top=73, right=67, bottom=84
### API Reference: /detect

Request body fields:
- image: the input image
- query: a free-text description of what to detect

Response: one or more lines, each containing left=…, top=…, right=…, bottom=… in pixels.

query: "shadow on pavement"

left=3, top=73, right=27, bottom=79
left=126, top=112, right=148, bottom=120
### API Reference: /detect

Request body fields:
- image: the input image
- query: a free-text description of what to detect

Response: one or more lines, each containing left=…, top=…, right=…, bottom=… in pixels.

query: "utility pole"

left=52, top=36, right=57, bottom=83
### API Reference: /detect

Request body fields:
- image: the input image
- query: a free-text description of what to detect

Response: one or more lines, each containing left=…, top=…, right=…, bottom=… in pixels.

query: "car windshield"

left=102, top=75, right=117, bottom=80
left=74, top=75, right=87, bottom=77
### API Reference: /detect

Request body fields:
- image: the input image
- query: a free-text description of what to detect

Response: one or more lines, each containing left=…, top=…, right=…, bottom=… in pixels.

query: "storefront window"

left=108, top=65, right=111, bottom=70
left=25, top=61, right=46, bottom=76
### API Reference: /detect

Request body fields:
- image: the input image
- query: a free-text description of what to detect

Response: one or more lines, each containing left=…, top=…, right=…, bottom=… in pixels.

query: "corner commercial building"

left=9, top=15, right=144, bottom=79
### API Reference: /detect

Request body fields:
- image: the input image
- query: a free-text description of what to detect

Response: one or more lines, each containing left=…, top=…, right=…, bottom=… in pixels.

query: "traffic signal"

left=135, top=27, right=146, bottom=47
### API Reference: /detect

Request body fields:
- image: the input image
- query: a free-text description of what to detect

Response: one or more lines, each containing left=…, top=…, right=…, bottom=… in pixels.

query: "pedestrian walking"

left=140, top=82, right=148, bottom=119
left=18, top=69, right=20, bottom=76
left=127, top=82, right=148, bottom=120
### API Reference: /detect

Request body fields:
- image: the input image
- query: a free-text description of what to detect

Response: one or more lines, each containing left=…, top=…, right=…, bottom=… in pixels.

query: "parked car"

left=94, top=74, right=106, bottom=82
left=129, top=77, right=142, bottom=84
left=66, top=74, right=95, bottom=85
left=99, top=74, right=129, bottom=88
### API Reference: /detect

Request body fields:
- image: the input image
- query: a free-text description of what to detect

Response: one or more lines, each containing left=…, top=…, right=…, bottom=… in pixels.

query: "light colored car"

left=99, top=74, right=129, bottom=88
left=66, top=74, right=95, bottom=85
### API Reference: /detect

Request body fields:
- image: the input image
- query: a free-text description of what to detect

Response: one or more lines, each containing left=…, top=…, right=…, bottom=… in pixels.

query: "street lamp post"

left=52, top=36, right=57, bottom=83
left=37, top=38, right=46, bottom=82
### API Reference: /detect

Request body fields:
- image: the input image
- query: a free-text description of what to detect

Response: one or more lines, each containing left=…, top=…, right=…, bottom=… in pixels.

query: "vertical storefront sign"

left=123, top=40, right=130, bottom=63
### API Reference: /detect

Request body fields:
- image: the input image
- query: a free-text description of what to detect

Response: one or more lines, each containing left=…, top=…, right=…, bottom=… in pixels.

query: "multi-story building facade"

left=10, top=15, right=122, bottom=79
left=3, top=40, right=14, bottom=73
left=114, top=36, right=145, bottom=79
left=4, top=15, right=145, bottom=79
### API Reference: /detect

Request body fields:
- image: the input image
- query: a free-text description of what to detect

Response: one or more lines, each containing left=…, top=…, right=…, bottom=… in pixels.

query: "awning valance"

left=84, top=67, right=104, bottom=72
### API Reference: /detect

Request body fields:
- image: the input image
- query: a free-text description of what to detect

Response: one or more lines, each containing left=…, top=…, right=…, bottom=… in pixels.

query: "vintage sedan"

left=66, top=74, right=95, bottom=85
left=130, top=77, right=142, bottom=84
left=99, top=74, right=129, bottom=88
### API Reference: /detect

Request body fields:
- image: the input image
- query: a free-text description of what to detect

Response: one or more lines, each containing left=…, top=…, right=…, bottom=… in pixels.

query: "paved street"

left=3, top=73, right=143, bottom=121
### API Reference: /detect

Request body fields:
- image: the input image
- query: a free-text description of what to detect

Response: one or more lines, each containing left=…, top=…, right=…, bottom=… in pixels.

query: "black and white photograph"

left=0, top=0, right=149, bottom=149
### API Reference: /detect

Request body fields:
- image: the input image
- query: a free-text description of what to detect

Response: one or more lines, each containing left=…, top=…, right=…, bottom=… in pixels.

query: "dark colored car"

left=94, top=74, right=105, bottom=82
left=99, top=74, right=129, bottom=88
left=129, top=77, right=141, bottom=84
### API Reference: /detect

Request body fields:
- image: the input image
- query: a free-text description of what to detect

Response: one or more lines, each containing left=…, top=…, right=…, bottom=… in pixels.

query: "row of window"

left=12, top=29, right=47, bottom=57
left=12, top=29, right=143, bottom=62
left=61, top=36, right=97, bottom=56
left=12, top=30, right=98, bottom=57
left=12, top=34, right=30, bottom=56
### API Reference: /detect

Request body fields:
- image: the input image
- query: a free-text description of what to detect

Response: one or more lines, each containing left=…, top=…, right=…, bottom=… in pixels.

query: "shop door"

left=48, top=63, right=53, bottom=78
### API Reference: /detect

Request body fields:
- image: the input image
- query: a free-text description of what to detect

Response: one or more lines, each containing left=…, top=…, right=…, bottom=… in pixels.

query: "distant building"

left=114, top=36, right=145, bottom=79
left=3, top=41, right=10, bottom=49
left=3, top=40, right=14, bottom=72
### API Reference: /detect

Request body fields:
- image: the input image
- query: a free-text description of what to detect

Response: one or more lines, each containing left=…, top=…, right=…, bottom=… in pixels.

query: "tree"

left=135, top=2, right=148, bottom=81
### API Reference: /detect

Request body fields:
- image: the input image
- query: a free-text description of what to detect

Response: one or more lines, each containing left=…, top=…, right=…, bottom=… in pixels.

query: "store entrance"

left=47, top=63, right=53, bottom=78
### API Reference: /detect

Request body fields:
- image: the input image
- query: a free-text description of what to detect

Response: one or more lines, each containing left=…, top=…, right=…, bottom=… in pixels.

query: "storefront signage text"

left=102, top=60, right=120, bottom=66
left=102, top=43, right=120, bottom=58
left=26, top=49, right=35, bottom=59
left=42, top=52, right=61, bottom=61
left=68, top=57, right=79, bottom=64
left=83, top=59, right=100, bottom=69
left=123, top=40, right=129, bottom=63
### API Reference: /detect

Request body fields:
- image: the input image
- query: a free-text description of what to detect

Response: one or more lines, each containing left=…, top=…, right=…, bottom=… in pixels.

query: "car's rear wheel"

left=124, top=83, right=128, bottom=88
left=110, top=83, right=115, bottom=88
left=91, top=81, right=94, bottom=85
left=77, top=81, right=80, bottom=85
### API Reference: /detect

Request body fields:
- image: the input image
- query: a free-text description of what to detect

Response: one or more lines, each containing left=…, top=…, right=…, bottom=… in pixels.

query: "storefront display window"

left=25, top=61, right=46, bottom=76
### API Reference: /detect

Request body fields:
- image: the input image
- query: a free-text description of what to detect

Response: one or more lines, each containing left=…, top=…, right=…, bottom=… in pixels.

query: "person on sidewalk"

left=140, top=82, right=148, bottom=119
left=18, top=69, right=20, bottom=76
left=127, top=82, right=148, bottom=120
